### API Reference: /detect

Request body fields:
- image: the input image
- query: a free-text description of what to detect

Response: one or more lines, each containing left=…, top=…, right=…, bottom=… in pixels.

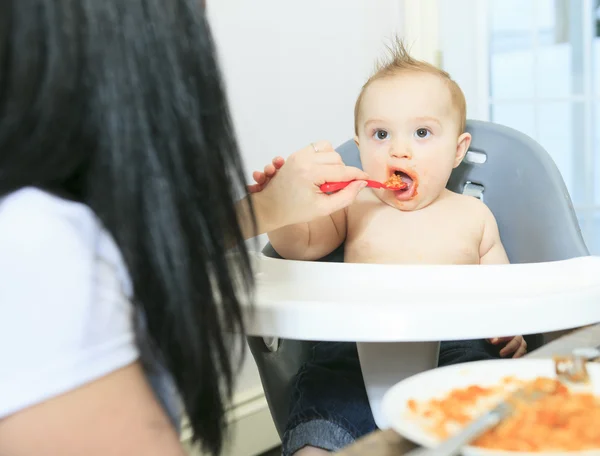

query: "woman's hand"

left=242, top=140, right=369, bottom=238
left=247, top=156, right=285, bottom=194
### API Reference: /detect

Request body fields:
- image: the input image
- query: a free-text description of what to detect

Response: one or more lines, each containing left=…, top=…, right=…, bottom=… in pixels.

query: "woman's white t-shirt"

left=0, top=187, right=139, bottom=418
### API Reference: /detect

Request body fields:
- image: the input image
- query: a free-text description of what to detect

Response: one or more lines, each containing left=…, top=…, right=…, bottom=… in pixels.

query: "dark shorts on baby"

left=281, top=339, right=504, bottom=455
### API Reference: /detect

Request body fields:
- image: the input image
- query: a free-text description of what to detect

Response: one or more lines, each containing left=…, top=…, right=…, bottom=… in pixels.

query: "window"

left=434, top=0, right=600, bottom=253
left=488, top=0, right=599, bottom=252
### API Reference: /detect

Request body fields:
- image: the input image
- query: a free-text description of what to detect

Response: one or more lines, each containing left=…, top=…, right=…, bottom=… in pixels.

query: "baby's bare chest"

left=345, top=201, right=482, bottom=265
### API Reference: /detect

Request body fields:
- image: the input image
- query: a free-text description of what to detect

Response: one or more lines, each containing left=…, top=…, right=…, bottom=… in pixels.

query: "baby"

left=251, top=41, right=527, bottom=455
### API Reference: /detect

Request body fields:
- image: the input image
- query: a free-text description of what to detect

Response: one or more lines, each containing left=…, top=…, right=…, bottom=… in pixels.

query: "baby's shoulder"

left=444, top=190, right=495, bottom=220
left=446, top=190, right=485, bottom=209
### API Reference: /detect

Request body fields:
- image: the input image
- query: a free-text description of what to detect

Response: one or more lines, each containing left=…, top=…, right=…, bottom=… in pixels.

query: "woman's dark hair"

left=0, top=1, right=254, bottom=454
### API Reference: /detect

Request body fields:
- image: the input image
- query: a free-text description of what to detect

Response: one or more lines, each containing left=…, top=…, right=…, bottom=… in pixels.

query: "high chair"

left=245, top=119, right=598, bottom=435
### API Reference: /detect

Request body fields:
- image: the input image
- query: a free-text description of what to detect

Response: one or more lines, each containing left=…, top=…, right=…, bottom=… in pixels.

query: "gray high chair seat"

left=247, top=119, right=590, bottom=437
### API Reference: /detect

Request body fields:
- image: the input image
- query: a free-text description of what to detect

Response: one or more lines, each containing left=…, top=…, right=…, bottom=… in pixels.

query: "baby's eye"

left=414, top=128, right=431, bottom=139
left=374, top=130, right=389, bottom=140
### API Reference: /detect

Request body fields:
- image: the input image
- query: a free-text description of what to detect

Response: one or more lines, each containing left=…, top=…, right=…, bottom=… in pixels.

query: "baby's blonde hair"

left=354, top=38, right=467, bottom=135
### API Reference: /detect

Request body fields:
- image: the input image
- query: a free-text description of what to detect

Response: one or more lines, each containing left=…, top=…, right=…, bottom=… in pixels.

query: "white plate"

left=381, top=358, right=600, bottom=456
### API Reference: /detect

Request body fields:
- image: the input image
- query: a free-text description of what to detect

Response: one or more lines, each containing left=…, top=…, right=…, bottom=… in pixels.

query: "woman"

left=0, top=1, right=367, bottom=455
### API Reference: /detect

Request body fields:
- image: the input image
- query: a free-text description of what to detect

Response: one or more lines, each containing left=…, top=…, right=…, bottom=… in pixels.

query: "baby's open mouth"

left=385, top=168, right=418, bottom=201
left=384, top=170, right=413, bottom=192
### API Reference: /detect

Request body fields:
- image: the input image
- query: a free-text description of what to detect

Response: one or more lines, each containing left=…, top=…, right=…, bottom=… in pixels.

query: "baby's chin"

left=376, top=192, right=419, bottom=211
left=378, top=190, right=437, bottom=212
left=388, top=199, right=422, bottom=212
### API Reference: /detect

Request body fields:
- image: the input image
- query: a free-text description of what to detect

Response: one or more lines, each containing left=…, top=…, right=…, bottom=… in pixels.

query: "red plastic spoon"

left=320, top=179, right=407, bottom=193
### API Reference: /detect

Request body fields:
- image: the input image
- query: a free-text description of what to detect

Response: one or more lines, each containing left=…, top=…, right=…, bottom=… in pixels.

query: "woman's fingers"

left=255, top=157, right=285, bottom=184
left=285, top=142, right=368, bottom=184
left=252, top=141, right=370, bottom=227
left=318, top=180, right=368, bottom=214
left=246, top=156, right=286, bottom=196
left=246, top=183, right=262, bottom=194
left=253, top=170, right=266, bottom=185
left=264, top=163, right=276, bottom=177
left=308, top=140, right=343, bottom=165
left=314, top=151, right=344, bottom=165
left=317, top=165, right=368, bottom=185
left=309, top=140, right=336, bottom=154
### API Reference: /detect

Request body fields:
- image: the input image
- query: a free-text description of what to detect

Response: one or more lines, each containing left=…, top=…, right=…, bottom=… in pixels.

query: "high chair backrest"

left=248, top=119, right=589, bottom=436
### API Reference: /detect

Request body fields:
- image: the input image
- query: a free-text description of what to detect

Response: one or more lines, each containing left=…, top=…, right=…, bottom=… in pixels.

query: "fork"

left=402, top=387, right=549, bottom=456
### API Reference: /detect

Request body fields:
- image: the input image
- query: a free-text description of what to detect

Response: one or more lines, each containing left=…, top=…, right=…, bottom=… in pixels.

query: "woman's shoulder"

left=0, top=187, right=132, bottom=295
left=1, top=187, right=103, bottom=252
left=0, top=187, right=138, bottom=419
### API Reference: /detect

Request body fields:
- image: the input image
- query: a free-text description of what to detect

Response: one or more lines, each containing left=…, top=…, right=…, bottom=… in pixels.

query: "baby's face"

left=355, top=72, right=470, bottom=211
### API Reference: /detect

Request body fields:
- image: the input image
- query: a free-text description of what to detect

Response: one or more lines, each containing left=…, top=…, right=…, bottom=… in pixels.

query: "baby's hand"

left=487, top=336, right=527, bottom=358
left=247, top=156, right=285, bottom=193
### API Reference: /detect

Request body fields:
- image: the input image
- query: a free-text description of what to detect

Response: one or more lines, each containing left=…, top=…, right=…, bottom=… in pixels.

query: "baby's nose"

left=389, top=147, right=412, bottom=159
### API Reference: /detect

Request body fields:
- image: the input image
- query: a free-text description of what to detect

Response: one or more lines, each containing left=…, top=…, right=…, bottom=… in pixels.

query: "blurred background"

left=192, top=1, right=600, bottom=454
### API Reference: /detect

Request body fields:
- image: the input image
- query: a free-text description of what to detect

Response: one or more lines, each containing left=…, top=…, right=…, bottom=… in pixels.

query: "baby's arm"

left=479, top=205, right=527, bottom=357
left=268, top=209, right=347, bottom=260
left=479, top=206, right=509, bottom=265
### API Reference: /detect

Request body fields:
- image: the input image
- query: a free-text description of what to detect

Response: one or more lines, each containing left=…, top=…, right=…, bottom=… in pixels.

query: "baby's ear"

left=454, top=132, right=472, bottom=168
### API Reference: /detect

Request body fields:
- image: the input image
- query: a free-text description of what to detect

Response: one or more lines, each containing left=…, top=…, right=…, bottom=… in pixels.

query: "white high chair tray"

left=246, top=253, right=600, bottom=341
left=244, top=252, right=600, bottom=429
